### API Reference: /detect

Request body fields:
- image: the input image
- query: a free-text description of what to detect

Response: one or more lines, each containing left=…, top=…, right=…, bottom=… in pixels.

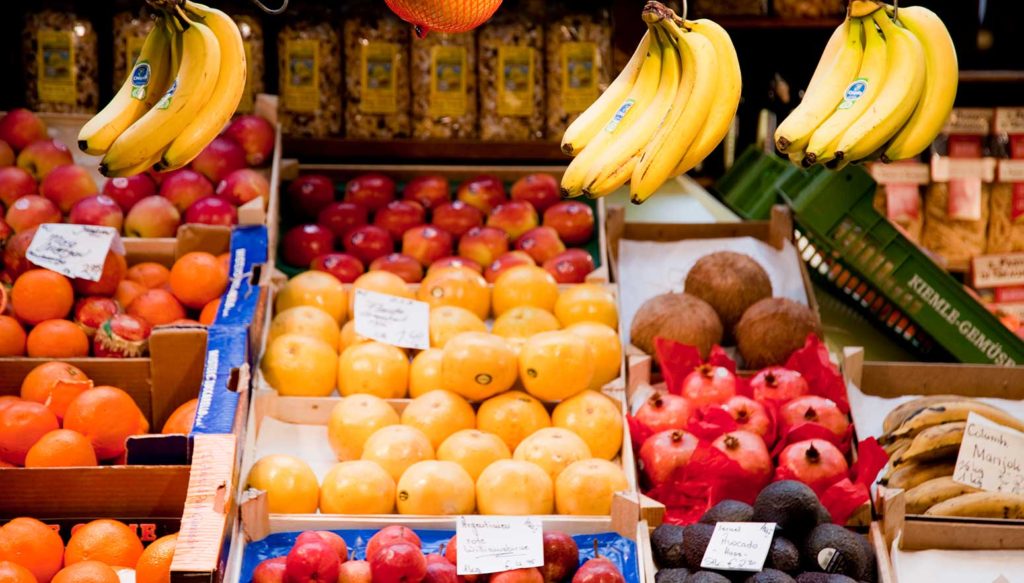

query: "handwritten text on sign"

left=455, top=515, right=543, bottom=575
left=26, top=224, right=123, bottom=281
left=353, top=288, right=430, bottom=350
left=701, top=522, right=775, bottom=572
left=953, top=412, right=1024, bottom=494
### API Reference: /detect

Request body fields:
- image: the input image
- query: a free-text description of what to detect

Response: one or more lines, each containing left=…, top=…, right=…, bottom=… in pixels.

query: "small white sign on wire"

left=25, top=224, right=123, bottom=281
left=953, top=412, right=1024, bottom=494
left=700, top=522, right=775, bottom=572
left=352, top=288, right=430, bottom=350
left=455, top=515, right=544, bottom=576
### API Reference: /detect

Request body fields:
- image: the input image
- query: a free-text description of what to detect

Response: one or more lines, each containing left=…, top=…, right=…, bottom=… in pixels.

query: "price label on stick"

left=352, top=288, right=430, bottom=350
left=455, top=516, right=543, bottom=576
left=953, top=412, right=1024, bottom=494
left=25, top=224, right=123, bottom=281
left=700, top=522, right=775, bottom=572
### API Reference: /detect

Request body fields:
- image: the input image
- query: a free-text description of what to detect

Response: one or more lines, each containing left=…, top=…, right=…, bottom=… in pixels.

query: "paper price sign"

left=953, top=412, right=1024, bottom=494
left=700, top=522, right=775, bottom=572
left=455, top=516, right=543, bottom=575
left=353, top=288, right=430, bottom=350
left=26, top=224, right=123, bottom=281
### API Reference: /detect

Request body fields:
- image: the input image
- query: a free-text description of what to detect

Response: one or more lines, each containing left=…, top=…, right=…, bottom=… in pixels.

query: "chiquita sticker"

left=838, top=78, right=868, bottom=110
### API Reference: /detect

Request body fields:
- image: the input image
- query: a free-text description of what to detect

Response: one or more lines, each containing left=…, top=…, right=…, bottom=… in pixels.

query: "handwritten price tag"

left=953, top=412, right=1024, bottom=494
left=353, top=288, right=430, bottom=350
left=455, top=516, right=543, bottom=576
left=700, top=522, right=775, bottom=572
left=26, top=224, right=123, bottom=281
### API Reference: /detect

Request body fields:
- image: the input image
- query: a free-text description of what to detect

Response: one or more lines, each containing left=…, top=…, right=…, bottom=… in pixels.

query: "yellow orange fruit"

left=518, top=330, right=595, bottom=402
left=492, top=266, right=558, bottom=316
left=20, top=362, right=92, bottom=421
left=276, top=271, right=347, bottom=323
left=360, top=425, right=434, bottom=482
left=246, top=454, right=320, bottom=514
left=553, top=284, right=618, bottom=329
left=26, top=320, right=89, bottom=358
left=327, top=394, right=399, bottom=461
left=0, top=516, right=65, bottom=583
left=11, top=270, right=74, bottom=325
left=64, top=519, right=144, bottom=568
left=416, top=267, right=490, bottom=320
left=337, top=342, right=409, bottom=398
left=400, top=390, right=476, bottom=449
left=134, top=533, right=177, bottom=583
left=0, top=561, right=39, bottom=583
left=24, top=429, right=98, bottom=467
left=338, top=320, right=369, bottom=352
left=0, top=316, right=26, bottom=356
left=476, top=460, right=554, bottom=515
left=491, top=306, right=560, bottom=339
left=428, top=306, right=487, bottom=349
left=565, top=322, right=622, bottom=390
left=408, top=349, right=444, bottom=397
left=261, top=334, right=337, bottom=396
left=319, top=460, right=396, bottom=514
left=169, top=251, right=228, bottom=310
left=395, top=460, right=476, bottom=515
left=441, top=332, right=517, bottom=401
left=436, top=429, right=511, bottom=481
left=62, top=386, right=144, bottom=461
left=51, top=561, right=119, bottom=583
left=554, top=459, right=629, bottom=515
left=476, top=391, right=551, bottom=451
left=126, top=263, right=170, bottom=289
left=513, top=428, right=592, bottom=480
left=551, top=391, right=623, bottom=460
left=351, top=271, right=413, bottom=308
left=269, top=306, right=340, bottom=350
left=161, top=399, right=197, bottom=435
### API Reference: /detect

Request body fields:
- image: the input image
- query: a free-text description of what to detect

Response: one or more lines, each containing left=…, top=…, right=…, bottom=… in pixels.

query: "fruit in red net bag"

left=94, top=314, right=152, bottom=357
left=776, top=439, right=849, bottom=492
left=711, top=430, right=772, bottom=482
left=639, top=429, right=698, bottom=487
left=634, top=393, right=691, bottom=434
left=779, top=396, right=849, bottom=440
left=751, top=367, right=809, bottom=406
left=681, top=364, right=736, bottom=408
left=719, top=396, right=771, bottom=439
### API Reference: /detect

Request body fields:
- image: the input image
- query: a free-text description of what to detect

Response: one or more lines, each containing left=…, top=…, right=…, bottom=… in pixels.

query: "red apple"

left=0, top=216, right=11, bottom=248
left=514, top=226, right=565, bottom=264
left=541, top=531, right=579, bottom=583
left=428, top=256, right=482, bottom=275
left=0, top=141, right=12, bottom=167
left=217, top=168, right=269, bottom=206
left=190, top=136, right=247, bottom=183
left=487, top=201, right=538, bottom=240
left=102, top=174, right=155, bottom=212
left=375, top=199, right=426, bottom=241
left=16, top=139, right=74, bottom=181
left=283, top=224, right=335, bottom=268
left=318, top=201, right=368, bottom=244
left=345, top=173, right=396, bottom=212
left=490, top=569, right=543, bottom=583
left=69, top=195, right=124, bottom=230
left=338, top=560, right=372, bottom=583
left=185, top=196, right=238, bottom=227
left=369, top=542, right=426, bottom=583
left=2, top=228, right=39, bottom=282
left=74, top=296, right=121, bottom=337
left=432, top=201, right=483, bottom=238
left=159, top=168, right=214, bottom=212
left=343, top=224, right=393, bottom=265
left=0, top=167, right=37, bottom=208
left=543, top=201, right=594, bottom=246
left=425, top=555, right=449, bottom=567
left=403, top=175, right=450, bottom=210
left=458, top=226, right=509, bottom=267
left=511, top=173, right=560, bottom=213
left=223, top=115, right=275, bottom=166
left=285, top=532, right=341, bottom=583
left=313, top=531, right=348, bottom=562
left=311, top=253, right=364, bottom=284
left=124, top=196, right=181, bottom=238
left=6, top=195, right=60, bottom=233
left=73, top=250, right=127, bottom=296
left=424, top=561, right=459, bottom=583
left=370, top=253, right=424, bottom=283
left=252, top=557, right=287, bottom=583
left=0, top=109, right=47, bottom=151
left=779, top=395, right=850, bottom=440
left=456, top=175, right=506, bottom=214
left=571, top=556, right=624, bottom=583
left=41, top=165, right=98, bottom=213
left=289, top=174, right=336, bottom=219
left=543, top=249, right=595, bottom=284
left=484, top=251, right=535, bottom=283
left=403, top=225, right=454, bottom=267
left=366, top=526, right=423, bottom=561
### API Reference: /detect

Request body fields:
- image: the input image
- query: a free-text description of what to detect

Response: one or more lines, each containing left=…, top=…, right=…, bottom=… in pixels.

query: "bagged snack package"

left=234, top=11, right=266, bottom=114
left=478, top=0, right=545, bottom=141
left=23, top=5, right=99, bottom=114
left=412, top=31, right=477, bottom=139
left=277, top=1, right=342, bottom=137
left=871, top=161, right=930, bottom=244
left=344, top=1, right=411, bottom=139
left=545, top=1, right=612, bottom=137
left=990, top=107, right=1024, bottom=253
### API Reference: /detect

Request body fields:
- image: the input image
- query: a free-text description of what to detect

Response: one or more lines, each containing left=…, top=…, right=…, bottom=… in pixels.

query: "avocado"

left=826, top=576, right=858, bottom=583
left=752, top=481, right=824, bottom=540
left=685, top=572, right=732, bottom=583
left=652, top=524, right=687, bottom=568
left=682, top=523, right=717, bottom=570
left=856, top=531, right=876, bottom=583
left=766, top=537, right=800, bottom=574
left=700, top=500, right=755, bottom=524
left=656, top=568, right=691, bottom=583
left=801, top=524, right=870, bottom=581
left=744, top=569, right=796, bottom=583
left=794, top=575, right=829, bottom=583
left=815, top=504, right=832, bottom=526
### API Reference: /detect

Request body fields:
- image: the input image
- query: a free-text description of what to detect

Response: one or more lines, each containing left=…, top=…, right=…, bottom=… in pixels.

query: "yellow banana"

left=775, top=18, right=864, bottom=154
left=804, top=17, right=887, bottom=166
left=894, top=421, right=965, bottom=466
left=882, top=5, right=958, bottom=162
left=101, top=11, right=221, bottom=177
left=159, top=1, right=247, bottom=171
left=78, top=18, right=174, bottom=155
left=670, top=18, right=741, bottom=176
left=834, top=10, right=926, bottom=162
left=904, top=476, right=981, bottom=515
left=925, top=491, right=1024, bottom=519
left=631, top=19, right=717, bottom=204
left=887, top=401, right=1024, bottom=442
left=561, top=31, right=652, bottom=157
left=882, top=459, right=955, bottom=490
left=882, top=395, right=963, bottom=435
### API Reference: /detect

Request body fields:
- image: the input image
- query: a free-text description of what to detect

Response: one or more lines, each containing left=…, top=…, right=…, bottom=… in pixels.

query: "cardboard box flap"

left=149, top=326, right=209, bottom=431
left=192, top=327, right=250, bottom=436
left=171, top=434, right=237, bottom=580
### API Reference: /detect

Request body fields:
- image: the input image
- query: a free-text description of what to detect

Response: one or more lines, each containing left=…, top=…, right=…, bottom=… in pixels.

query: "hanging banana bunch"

left=775, top=1, right=958, bottom=169
left=78, top=0, right=246, bottom=178
left=559, top=1, right=742, bottom=204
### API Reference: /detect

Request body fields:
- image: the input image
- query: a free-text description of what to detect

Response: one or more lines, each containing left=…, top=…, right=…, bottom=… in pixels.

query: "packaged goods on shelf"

left=773, top=0, right=845, bottom=18
left=411, top=32, right=478, bottom=139
left=234, top=13, right=266, bottom=114
left=989, top=107, right=1024, bottom=254
left=112, top=6, right=158, bottom=95
left=343, top=3, right=412, bottom=140
left=277, top=5, right=342, bottom=137
left=23, top=8, right=99, bottom=114
left=691, top=0, right=767, bottom=17
left=871, top=162, right=930, bottom=244
left=544, top=3, right=612, bottom=138
left=478, top=0, right=545, bottom=141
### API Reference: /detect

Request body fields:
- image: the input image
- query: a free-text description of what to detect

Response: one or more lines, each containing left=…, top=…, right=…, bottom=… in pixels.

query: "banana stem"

left=145, top=0, right=184, bottom=10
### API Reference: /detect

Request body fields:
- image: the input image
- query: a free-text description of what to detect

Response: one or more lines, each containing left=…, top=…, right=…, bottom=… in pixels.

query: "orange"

left=0, top=316, right=26, bottom=356
left=491, top=266, right=558, bottom=316
left=0, top=517, right=64, bottom=583
left=327, top=394, right=400, bottom=461
left=0, top=401, right=60, bottom=465
left=564, top=322, right=622, bottom=390
left=553, top=284, right=618, bottom=329
left=476, top=391, right=551, bottom=452
left=134, top=533, right=177, bottom=583
left=11, top=270, right=74, bottom=325
left=113, top=281, right=146, bottom=309
left=24, top=429, right=98, bottom=468
left=491, top=306, right=560, bottom=339
left=63, top=386, right=145, bottom=461
left=513, top=427, right=592, bottom=480
left=395, top=460, right=475, bottom=515
left=400, top=390, right=476, bottom=449
left=127, top=290, right=186, bottom=327
left=51, top=561, right=119, bottom=583
left=436, top=429, right=511, bottom=481
left=337, top=342, right=409, bottom=398
left=125, top=263, right=170, bottom=290
left=216, top=253, right=231, bottom=273
left=408, top=348, right=444, bottom=398
left=276, top=271, right=348, bottom=323
left=518, top=330, right=595, bottom=402
left=64, top=520, right=143, bottom=568
left=0, top=561, right=38, bottom=583
left=440, top=332, right=517, bottom=401
left=261, top=334, right=337, bottom=397
left=554, top=459, right=629, bottom=515
left=338, top=320, right=369, bottom=352
left=268, top=306, right=340, bottom=350
left=428, top=306, right=486, bottom=349
left=360, top=425, right=435, bottom=482
left=26, top=321, right=89, bottom=359
left=551, top=391, right=623, bottom=460
left=416, top=268, right=490, bottom=320
left=21, top=362, right=92, bottom=420
left=319, top=460, right=396, bottom=514
left=475, top=460, right=554, bottom=515
left=350, top=271, right=412, bottom=310
left=198, top=299, right=220, bottom=325
left=169, top=252, right=228, bottom=310
left=161, top=399, right=197, bottom=435
left=246, top=454, right=320, bottom=514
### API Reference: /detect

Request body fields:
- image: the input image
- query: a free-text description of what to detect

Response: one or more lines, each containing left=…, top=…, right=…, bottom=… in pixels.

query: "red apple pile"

left=281, top=172, right=598, bottom=284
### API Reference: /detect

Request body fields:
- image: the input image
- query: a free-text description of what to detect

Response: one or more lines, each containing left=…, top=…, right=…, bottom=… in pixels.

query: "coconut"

left=735, top=297, right=821, bottom=369
left=630, top=292, right=722, bottom=361
left=684, top=251, right=772, bottom=337
left=94, top=314, right=152, bottom=358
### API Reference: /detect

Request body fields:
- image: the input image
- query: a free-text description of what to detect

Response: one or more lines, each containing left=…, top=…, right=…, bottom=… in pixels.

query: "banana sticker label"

left=360, top=42, right=399, bottom=115
left=604, top=99, right=635, bottom=133
left=497, top=46, right=534, bottom=117
left=36, top=29, right=76, bottom=105
left=837, top=78, right=868, bottom=111
left=283, top=39, right=320, bottom=114
left=156, top=79, right=178, bottom=111
left=130, top=62, right=152, bottom=101
left=429, top=45, right=468, bottom=118
left=562, top=42, right=599, bottom=113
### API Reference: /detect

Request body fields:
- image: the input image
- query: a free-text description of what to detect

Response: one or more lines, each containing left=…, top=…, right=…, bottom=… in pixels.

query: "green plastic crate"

left=718, top=147, right=803, bottom=220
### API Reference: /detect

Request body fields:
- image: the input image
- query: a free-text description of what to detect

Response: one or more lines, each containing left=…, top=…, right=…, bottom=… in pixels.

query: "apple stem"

left=593, top=538, right=600, bottom=558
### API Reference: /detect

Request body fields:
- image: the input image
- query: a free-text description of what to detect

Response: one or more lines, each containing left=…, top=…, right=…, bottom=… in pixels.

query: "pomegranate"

left=633, top=393, right=691, bottom=433
left=681, top=365, right=737, bottom=408
left=779, top=396, right=850, bottom=440
left=750, top=367, right=809, bottom=405
left=775, top=439, right=849, bottom=492
left=711, top=430, right=772, bottom=482
left=719, top=396, right=771, bottom=438
left=639, top=429, right=698, bottom=487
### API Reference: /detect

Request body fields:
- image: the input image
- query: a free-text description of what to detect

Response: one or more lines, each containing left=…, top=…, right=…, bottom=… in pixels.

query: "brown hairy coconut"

left=630, top=292, right=723, bottom=361
left=735, top=297, right=821, bottom=369
left=685, top=251, right=772, bottom=337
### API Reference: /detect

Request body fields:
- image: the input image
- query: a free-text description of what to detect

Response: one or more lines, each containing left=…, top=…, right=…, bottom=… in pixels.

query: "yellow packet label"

left=283, top=38, right=319, bottom=113
left=561, top=42, right=598, bottom=114
left=360, top=42, right=399, bottom=115
left=428, top=45, right=467, bottom=118
left=497, top=45, right=533, bottom=117
left=238, top=39, right=255, bottom=113
left=37, top=29, right=76, bottom=105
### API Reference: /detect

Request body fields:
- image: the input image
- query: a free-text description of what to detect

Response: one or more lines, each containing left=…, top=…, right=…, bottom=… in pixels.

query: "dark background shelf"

left=283, top=138, right=569, bottom=165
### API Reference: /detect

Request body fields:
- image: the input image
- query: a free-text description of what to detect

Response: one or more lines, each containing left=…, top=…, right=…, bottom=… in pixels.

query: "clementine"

left=125, top=263, right=170, bottom=289
left=113, top=281, right=146, bottom=309
left=161, top=399, right=197, bottom=435
left=20, top=362, right=92, bottom=420
left=72, top=252, right=127, bottom=297
left=134, top=533, right=176, bottom=583
left=11, top=270, right=74, bottom=325
left=24, top=429, right=98, bottom=468
left=169, top=252, right=228, bottom=310
left=50, top=561, right=119, bottom=583
left=0, top=517, right=65, bottom=583
left=0, top=400, right=59, bottom=465
left=0, top=561, right=39, bottom=583
left=63, top=520, right=143, bottom=568
left=198, top=299, right=220, bottom=325
left=26, top=321, right=90, bottom=358
left=0, top=316, right=26, bottom=356
left=127, top=290, right=186, bottom=327
left=63, top=386, right=145, bottom=461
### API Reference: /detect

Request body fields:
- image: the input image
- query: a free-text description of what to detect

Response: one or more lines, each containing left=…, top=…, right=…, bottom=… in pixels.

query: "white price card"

left=700, top=522, right=775, bottom=572
left=953, top=412, right=1024, bottom=494
left=352, top=288, right=430, bottom=350
left=455, top=515, right=544, bottom=576
left=26, top=224, right=123, bottom=281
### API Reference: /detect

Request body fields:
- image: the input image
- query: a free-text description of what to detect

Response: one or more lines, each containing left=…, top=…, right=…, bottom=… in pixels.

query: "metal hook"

left=250, top=0, right=289, bottom=15
left=680, top=0, right=688, bottom=23
left=892, top=0, right=898, bottom=22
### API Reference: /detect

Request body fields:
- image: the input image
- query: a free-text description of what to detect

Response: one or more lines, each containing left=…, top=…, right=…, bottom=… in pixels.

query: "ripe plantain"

left=887, top=401, right=1024, bottom=442
left=882, top=395, right=963, bottom=435
left=882, top=459, right=956, bottom=490
left=904, top=476, right=981, bottom=515
left=894, top=422, right=965, bottom=466
left=925, top=492, right=1024, bottom=519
